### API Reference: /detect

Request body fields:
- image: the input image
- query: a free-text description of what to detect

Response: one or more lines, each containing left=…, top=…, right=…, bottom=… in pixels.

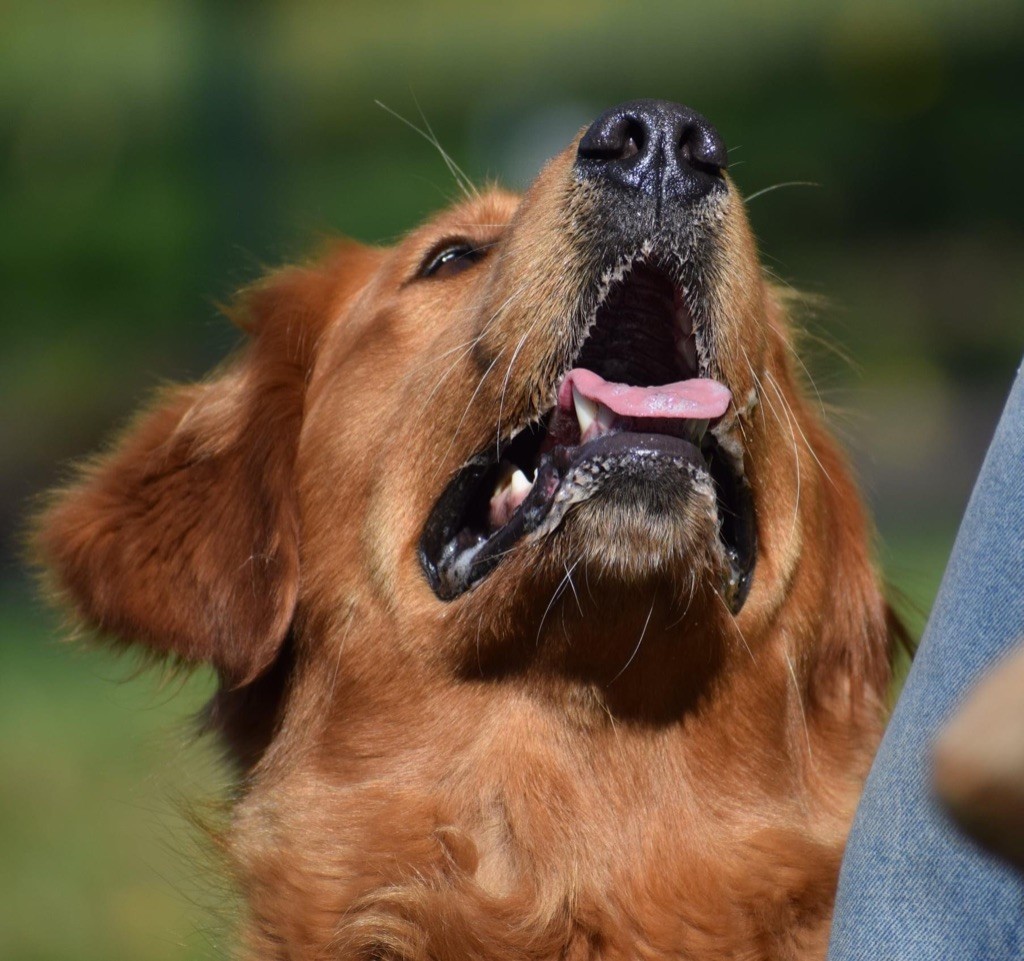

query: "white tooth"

left=690, top=419, right=709, bottom=443
left=596, top=402, right=616, bottom=431
left=492, top=460, right=515, bottom=496
left=572, top=386, right=597, bottom=436
left=510, top=468, right=533, bottom=499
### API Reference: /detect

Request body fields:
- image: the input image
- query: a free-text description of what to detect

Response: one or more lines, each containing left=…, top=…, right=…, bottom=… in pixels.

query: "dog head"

left=39, top=97, right=890, bottom=725
left=37, top=100, right=894, bottom=955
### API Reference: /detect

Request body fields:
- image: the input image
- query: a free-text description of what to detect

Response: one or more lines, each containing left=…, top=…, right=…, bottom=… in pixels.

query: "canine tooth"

left=510, top=468, right=533, bottom=498
left=691, top=418, right=709, bottom=443
left=596, top=402, right=616, bottom=431
left=488, top=462, right=532, bottom=530
left=572, top=386, right=597, bottom=436
left=492, top=460, right=515, bottom=496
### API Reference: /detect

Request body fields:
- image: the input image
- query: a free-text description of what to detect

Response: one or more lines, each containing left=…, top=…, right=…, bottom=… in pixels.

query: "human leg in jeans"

left=827, top=362, right=1024, bottom=960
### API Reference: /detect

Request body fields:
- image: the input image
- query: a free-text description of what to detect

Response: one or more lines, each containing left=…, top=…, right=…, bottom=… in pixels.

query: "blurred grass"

left=1, top=0, right=1021, bottom=957
left=0, top=597, right=226, bottom=961
left=881, top=523, right=961, bottom=696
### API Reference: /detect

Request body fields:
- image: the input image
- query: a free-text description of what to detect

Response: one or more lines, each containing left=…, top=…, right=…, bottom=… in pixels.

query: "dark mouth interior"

left=419, top=261, right=756, bottom=608
left=575, top=263, right=697, bottom=386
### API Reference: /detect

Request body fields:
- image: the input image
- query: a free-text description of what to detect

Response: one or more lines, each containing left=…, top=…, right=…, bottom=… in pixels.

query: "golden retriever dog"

left=37, top=101, right=895, bottom=960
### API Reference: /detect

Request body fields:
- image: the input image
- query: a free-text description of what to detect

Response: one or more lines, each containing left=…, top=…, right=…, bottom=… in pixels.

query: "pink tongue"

left=560, top=368, right=731, bottom=419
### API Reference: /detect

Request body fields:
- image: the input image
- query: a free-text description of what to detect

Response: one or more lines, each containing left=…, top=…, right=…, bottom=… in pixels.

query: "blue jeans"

left=827, top=362, right=1024, bottom=959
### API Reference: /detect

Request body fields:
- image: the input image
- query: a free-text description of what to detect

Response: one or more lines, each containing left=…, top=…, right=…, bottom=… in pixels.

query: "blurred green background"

left=2, top=1, right=1022, bottom=957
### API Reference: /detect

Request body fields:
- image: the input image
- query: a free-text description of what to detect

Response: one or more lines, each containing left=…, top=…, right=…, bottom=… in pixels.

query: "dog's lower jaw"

left=559, top=482, right=725, bottom=586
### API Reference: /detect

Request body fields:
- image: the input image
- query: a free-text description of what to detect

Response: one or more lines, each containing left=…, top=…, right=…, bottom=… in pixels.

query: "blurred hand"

left=933, top=641, right=1024, bottom=872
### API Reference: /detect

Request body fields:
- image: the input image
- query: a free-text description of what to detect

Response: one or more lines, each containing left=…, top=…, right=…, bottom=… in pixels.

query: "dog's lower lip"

left=471, top=430, right=708, bottom=576
left=420, top=427, right=731, bottom=602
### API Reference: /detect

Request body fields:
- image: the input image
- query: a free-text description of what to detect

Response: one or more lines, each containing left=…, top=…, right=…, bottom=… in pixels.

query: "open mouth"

left=419, top=261, right=756, bottom=610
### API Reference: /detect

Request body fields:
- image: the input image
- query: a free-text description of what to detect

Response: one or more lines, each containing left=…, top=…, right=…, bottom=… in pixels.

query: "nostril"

left=578, top=115, right=648, bottom=163
left=679, top=121, right=728, bottom=177
left=620, top=119, right=645, bottom=161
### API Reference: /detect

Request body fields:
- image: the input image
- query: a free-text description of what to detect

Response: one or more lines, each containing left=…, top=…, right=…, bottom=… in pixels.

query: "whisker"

left=601, top=697, right=620, bottom=739
left=743, top=181, right=820, bottom=205
left=494, top=307, right=546, bottom=457
left=413, top=92, right=479, bottom=200
left=375, top=99, right=475, bottom=201
left=564, top=559, right=584, bottom=616
left=711, top=586, right=755, bottom=665
left=764, top=381, right=802, bottom=536
left=475, top=613, right=485, bottom=676
left=420, top=338, right=483, bottom=410
left=430, top=349, right=506, bottom=481
left=761, top=265, right=799, bottom=293
left=763, top=370, right=837, bottom=491
left=536, top=563, right=578, bottom=646
left=608, top=597, right=656, bottom=685
left=782, top=647, right=815, bottom=767
left=784, top=339, right=828, bottom=420
left=496, top=331, right=531, bottom=456
left=417, top=278, right=531, bottom=413
left=398, top=332, right=488, bottom=385
left=796, top=326, right=860, bottom=374
left=742, top=345, right=801, bottom=537
left=323, top=602, right=358, bottom=711
left=665, top=571, right=698, bottom=630
left=479, top=278, right=533, bottom=340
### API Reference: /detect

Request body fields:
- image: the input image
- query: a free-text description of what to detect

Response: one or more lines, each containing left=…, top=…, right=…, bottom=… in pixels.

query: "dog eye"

left=419, top=241, right=487, bottom=280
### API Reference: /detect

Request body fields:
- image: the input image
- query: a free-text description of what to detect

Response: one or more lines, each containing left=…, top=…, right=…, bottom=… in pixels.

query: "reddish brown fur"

left=37, top=134, right=893, bottom=960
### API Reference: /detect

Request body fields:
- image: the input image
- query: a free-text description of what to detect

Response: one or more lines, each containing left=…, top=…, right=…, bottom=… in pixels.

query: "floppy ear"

left=36, top=242, right=374, bottom=686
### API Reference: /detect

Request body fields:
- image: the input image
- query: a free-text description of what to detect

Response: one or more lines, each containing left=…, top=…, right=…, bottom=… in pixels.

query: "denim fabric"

left=828, top=363, right=1024, bottom=960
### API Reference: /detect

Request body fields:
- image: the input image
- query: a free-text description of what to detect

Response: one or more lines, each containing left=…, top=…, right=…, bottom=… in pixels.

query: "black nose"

left=575, top=100, right=727, bottom=202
